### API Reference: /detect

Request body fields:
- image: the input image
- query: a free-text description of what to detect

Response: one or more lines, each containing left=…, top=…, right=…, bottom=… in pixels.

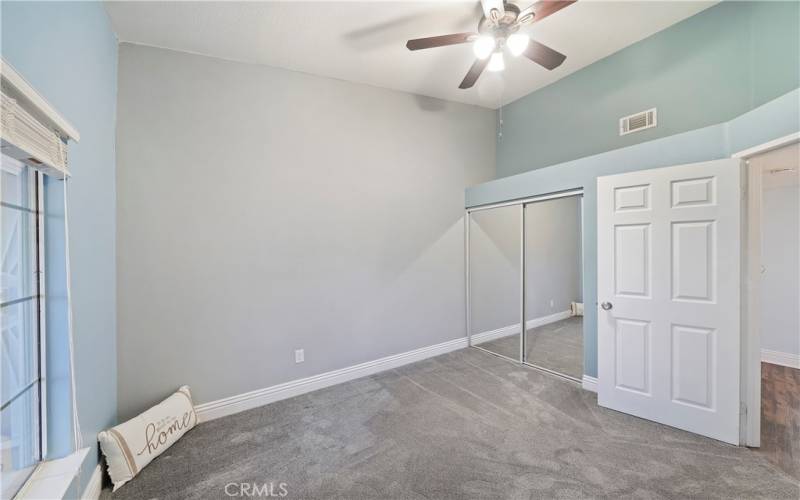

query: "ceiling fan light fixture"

left=487, top=51, right=505, bottom=72
left=404, top=0, right=576, bottom=89
left=507, top=33, right=530, bottom=57
left=472, top=36, right=496, bottom=60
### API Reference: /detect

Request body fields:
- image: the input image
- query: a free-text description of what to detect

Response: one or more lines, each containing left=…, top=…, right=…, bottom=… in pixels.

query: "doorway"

left=467, top=190, right=584, bottom=382
left=745, top=142, right=799, bottom=480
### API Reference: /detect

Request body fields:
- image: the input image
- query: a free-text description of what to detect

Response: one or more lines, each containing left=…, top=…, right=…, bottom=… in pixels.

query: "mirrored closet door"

left=523, top=195, right=584, bottom=380
left=468, top=205, right=521, bottom=361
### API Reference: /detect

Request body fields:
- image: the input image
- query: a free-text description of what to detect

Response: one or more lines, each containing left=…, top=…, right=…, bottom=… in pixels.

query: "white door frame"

left=732, top=131, right=800, bottom=447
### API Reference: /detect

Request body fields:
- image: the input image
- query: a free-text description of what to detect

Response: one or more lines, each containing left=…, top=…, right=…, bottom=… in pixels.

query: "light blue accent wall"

left=42, top=177, right=72, bottom=460
left=497, top=1, right=800, bottom=178
left=467, top=89, right=800, bottom=378
left=2, top=1, right=118, bottom=495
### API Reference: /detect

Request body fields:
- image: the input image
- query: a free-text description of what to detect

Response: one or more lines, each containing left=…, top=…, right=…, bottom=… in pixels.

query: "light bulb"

left=472, top=36, right=496, bottom=60
left=487, top=51, right=505, bottom=72
left=507, top=33, right=529, bottom=57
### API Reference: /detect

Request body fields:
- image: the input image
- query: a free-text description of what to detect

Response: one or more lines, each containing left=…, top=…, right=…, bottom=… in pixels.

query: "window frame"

left=1, top=157, right=47, bottom=500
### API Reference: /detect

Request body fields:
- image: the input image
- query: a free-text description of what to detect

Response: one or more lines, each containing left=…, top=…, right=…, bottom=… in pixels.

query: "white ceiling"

left=105, top=1, right=717, bottom=109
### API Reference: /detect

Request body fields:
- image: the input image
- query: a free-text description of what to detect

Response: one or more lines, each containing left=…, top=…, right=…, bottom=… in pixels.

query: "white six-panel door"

left=597, top=159, right=742, bottom=444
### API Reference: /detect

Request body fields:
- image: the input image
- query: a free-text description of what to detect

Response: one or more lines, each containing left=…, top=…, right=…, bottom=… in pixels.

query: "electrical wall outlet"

left=549, top=299, right=554, bottom=308
left=294, top=349, right=304, bottom=364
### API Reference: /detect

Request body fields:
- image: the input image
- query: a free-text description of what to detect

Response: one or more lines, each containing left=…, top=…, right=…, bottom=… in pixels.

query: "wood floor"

left=757, top=362, right=800, bottom=481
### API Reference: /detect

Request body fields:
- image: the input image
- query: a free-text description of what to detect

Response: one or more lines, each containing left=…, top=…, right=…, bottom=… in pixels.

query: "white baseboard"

left=527, top=309, right=573, bottom=330
left=81, top=464, right=102, bottom=500
left=195, top=336, right=469, bottom=422
left=195, top=310, right=576, bottom=422
left=470, top=310, right=573, bottom=345
left=582, top=375, right=597, bottom=393
left=469, top=324, right=519, bottom=344
left=761, top=349, right=800, bottom=369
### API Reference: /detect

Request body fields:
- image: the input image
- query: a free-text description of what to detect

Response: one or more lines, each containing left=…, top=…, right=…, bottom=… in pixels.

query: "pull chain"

left=498, top=104, right=503, bottom=140
left=497, top=79, right=504, bottom=140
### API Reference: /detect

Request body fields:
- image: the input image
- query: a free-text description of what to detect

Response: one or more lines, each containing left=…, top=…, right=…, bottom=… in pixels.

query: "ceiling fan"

left=406, top=0, right=575, bottom=89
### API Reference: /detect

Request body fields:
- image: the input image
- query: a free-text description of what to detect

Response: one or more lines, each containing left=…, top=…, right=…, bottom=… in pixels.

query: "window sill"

left=14, top=447, right=90, bottom=500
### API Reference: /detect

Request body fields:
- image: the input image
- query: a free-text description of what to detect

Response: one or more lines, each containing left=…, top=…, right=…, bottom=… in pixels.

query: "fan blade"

left=523, top=40, right=566, bottom=70
left=480, top=0, right=505, bottom=23
left=518, top=0, right=575, bottom=25
left=406, top=32, right=476, bottom=51
left=459, top=58, right=490, bottom=89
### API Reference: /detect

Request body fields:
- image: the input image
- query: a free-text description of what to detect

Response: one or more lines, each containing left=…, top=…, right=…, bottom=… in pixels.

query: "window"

left=1, top=154, right=45, bottom=500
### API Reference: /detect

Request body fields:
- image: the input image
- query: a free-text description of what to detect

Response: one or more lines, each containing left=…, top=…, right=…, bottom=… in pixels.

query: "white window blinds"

left=1, top=58, right=79, bottom=179
left=1, top=91, right=69, bottom=177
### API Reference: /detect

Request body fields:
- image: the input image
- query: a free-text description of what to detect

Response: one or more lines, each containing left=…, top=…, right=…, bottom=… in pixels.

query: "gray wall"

left=115, top=44, right=495, bottom=419
left=525, top=196, right=582, bottom=319
left=468, top=195, right=582, bottom=334
left=468, top=206, right=520, bottom=334
left=757, top=146, right=800, bottom=357
left=497, top=1, right=800, bottom=177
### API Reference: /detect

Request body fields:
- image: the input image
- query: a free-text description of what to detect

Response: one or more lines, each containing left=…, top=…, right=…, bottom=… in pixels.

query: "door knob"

left=601, top=302, right=613, bottom=310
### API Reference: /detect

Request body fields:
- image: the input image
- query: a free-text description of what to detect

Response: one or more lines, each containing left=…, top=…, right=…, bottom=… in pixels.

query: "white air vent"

left=619, top=108, right=657, bottom=136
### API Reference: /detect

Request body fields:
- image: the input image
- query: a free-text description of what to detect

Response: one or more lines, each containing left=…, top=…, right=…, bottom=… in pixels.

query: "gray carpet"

left=477, top=316, right=584, bottom=379
left=103, top=348, right=798, bottom=499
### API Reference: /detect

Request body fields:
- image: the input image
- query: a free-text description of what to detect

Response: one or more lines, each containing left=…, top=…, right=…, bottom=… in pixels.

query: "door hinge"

left=740, top=402, right=748, bottom=416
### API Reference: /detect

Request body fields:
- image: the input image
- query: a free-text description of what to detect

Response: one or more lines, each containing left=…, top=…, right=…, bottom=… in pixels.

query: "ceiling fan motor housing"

left=479, top=2, right=522, bottom=42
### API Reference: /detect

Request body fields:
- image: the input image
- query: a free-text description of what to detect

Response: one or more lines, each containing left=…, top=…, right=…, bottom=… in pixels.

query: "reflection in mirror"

left=523, top=195, right=583, bottom=380
left=468, top=205, right=521, bottom=361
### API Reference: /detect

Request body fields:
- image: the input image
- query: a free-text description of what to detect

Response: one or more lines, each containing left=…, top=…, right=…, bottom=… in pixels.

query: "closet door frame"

left=521, top=193, right=584, bottom=383
left=466, top=189, right=584, bottom=370
left=465, top=203, right=523, bottom=363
